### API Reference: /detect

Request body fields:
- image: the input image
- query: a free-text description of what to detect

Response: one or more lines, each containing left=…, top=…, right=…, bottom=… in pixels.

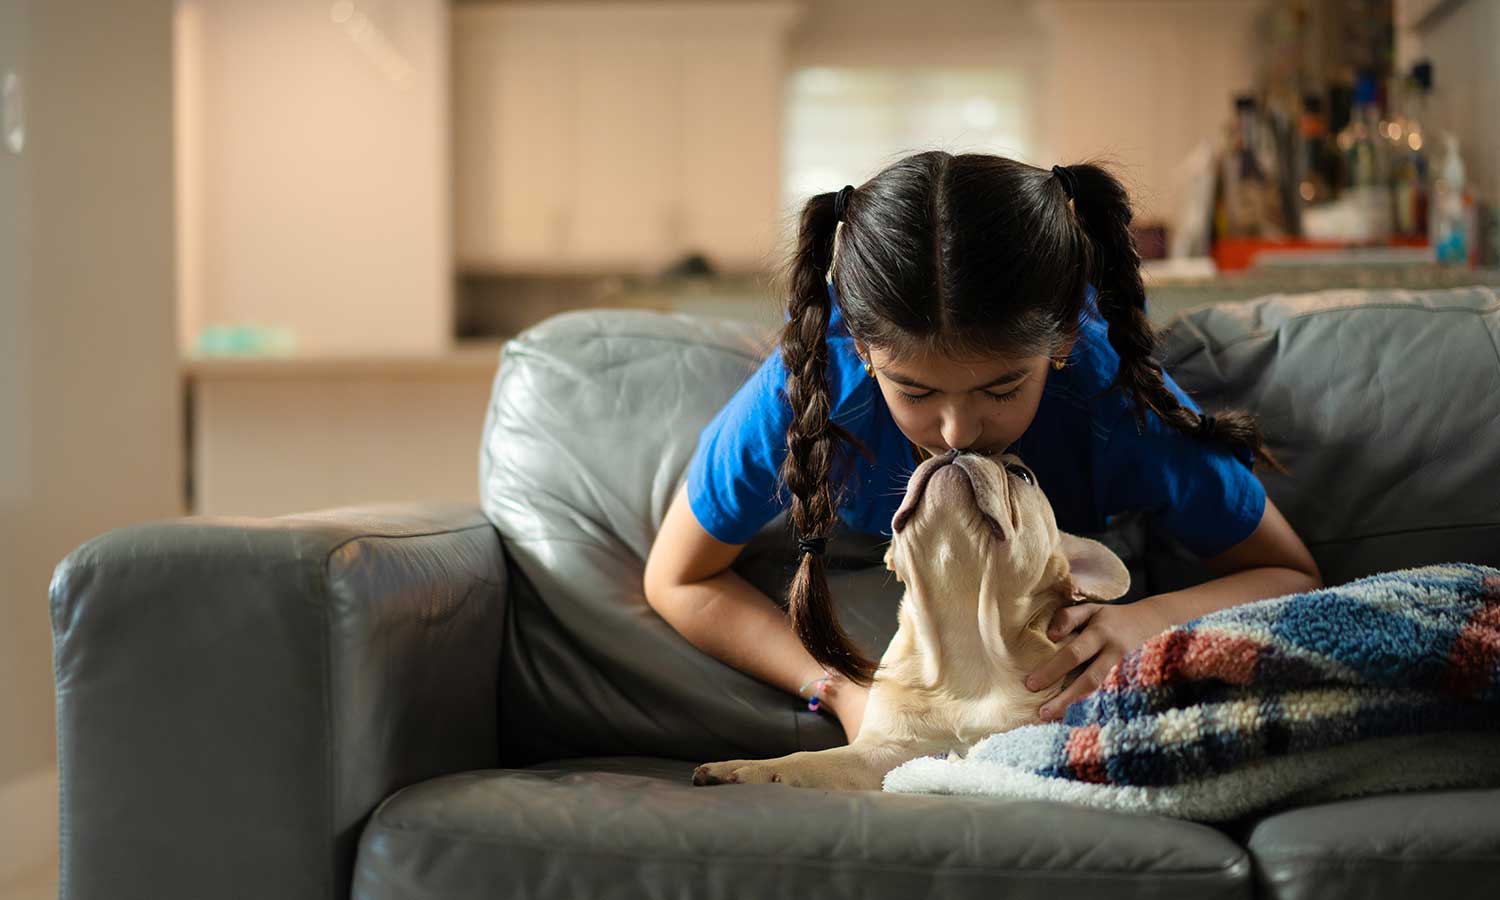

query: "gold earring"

left=864, top=361, right=875, bottom=378
left=1051, top=357, right=1066, bottom=371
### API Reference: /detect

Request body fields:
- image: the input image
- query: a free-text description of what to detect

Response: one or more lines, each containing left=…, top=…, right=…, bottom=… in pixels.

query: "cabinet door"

left=680, top=32, right=785, bottom=271
left=569, top=30, right=679, bottom=269
left=453, top=18, right=576, bottom=269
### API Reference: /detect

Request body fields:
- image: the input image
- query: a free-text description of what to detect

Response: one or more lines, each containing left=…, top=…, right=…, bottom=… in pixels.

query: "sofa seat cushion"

left=1236, top=787, right=1500, bottom=900
left=352, top=756, right=1251, bottom=900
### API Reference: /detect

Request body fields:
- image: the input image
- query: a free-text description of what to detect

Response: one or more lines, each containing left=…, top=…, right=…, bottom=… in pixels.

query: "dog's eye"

left=1005, top=463, right=1034, bottom=486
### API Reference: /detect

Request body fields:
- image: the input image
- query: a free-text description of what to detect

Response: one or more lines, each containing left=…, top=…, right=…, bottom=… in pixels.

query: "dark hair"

left=775, top=150, right=1284, bottom=687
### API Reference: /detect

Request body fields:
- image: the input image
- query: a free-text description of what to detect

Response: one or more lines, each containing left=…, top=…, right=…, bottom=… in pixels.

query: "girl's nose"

left=940, top=419, right=982, bottom=452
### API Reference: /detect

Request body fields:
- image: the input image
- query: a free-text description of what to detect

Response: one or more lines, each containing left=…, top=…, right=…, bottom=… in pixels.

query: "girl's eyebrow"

left=882, top=367, right=1030, bottom=392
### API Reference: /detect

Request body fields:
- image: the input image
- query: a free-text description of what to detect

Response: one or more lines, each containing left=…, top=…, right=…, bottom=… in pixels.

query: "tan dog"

left=692, top=448, right=1131, bottom=791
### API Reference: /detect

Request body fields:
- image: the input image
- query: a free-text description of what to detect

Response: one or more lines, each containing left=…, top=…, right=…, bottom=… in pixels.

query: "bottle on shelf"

left=1296, top=94, right=1334, bottom=209
left=1387, top=61, right=1432, bottom=240
left=1216, top=94, right=1287, bottom=239
left=1432, top=134, right=1471, bottom=266
left=1335, top=70, right=1392, bottom=240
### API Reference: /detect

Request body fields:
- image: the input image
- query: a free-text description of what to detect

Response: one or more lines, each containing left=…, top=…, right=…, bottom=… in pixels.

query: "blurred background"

left=1, top=0, right=1497, bottom=894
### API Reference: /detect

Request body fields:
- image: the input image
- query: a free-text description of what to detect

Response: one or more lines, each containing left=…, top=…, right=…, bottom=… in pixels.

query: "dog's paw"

left=693, top=754, right=866, bottom=789
left=692, top=760, right=781, bottom=786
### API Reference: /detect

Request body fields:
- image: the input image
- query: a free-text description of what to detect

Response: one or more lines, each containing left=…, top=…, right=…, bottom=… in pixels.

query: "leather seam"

left=321, top=521, right=494, bottom=560
left=508, top=330, right=769, bottom=366
left=1304, top=520, right=1500, bottom=547
left=364, top=822, right=1251, bottom=879
left=316, top=553, right=337, bottom=897
left=1194, top=302, right=1500, bottom=354
left=1256, top=853, right=1500, bottom=865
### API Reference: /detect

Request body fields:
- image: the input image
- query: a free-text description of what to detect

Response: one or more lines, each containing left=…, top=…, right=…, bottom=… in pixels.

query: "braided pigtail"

left=774, top=190, right=881, bottom=688
left=1062, top=162, right=1287, bottom=475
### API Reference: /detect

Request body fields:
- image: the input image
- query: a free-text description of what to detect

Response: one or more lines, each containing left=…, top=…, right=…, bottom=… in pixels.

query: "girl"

left=642, top=151, right=1321, bottom=744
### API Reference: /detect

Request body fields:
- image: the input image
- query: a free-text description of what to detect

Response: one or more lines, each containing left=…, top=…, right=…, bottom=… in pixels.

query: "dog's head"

left=884, top=449, right=1129, bottom=674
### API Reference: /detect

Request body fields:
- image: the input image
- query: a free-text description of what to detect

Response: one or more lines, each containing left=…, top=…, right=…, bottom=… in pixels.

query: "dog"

left=691, top=448, right=1131, bottom=791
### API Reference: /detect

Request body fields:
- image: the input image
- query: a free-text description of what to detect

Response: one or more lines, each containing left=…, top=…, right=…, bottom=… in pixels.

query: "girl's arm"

left=1149, top=495, right=1322, bottom=625
left=1025, top=497, right=1321, bottom=719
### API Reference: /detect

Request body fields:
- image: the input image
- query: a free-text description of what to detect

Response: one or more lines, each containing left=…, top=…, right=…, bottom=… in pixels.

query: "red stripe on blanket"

left=1130, top=627, right=1261, bottom=689
left=1065, top=724, right=1109, bottom=783
left=1441, top=600, right=1500, bottom=699
left=1180, top=632, right=1263, bottom=686
left=1134, top=628, right=1194, bottom=689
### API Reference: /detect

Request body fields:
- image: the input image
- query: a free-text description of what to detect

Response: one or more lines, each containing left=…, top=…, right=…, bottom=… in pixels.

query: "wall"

left=0, top=0, right=180, bottom=881
left=788, top=0, right=1268, bottom=228
left=175, top=0, right=451, bottom=356
left=1399, top=0, right=1500, bottom=205
left=1041, top=0, right=1267, bottom=227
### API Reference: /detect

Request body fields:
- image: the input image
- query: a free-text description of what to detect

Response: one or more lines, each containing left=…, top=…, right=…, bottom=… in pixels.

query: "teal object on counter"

left=194, top=324, right=298, bottom=356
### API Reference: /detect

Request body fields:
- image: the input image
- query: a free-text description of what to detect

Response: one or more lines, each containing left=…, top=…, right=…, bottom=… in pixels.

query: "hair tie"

left=832, top=185, right=855, bottom=223
left=797, top=535, right=827, bottom=556
left=1195, top=414, right=1217, bottom=437
left=1051, top=164, right=1078, bottom=201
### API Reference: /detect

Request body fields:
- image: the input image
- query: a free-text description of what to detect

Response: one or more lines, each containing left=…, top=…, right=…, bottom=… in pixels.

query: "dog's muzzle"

left=891, top=449, right=1007, bottom=539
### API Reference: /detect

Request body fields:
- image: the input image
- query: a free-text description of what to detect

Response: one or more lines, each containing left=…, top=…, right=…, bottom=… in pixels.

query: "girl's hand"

left=1024, top=600, right=1175, bottom=721
left=807, top=670, right=869, bottom=744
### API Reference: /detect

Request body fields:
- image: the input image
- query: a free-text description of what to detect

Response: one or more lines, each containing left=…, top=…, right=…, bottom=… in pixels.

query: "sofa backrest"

left=1159, top=285, right=1500, bottom=586
left=479, top=309, right=900, bottom=766
left=480, top=286, right=1500, bottom=766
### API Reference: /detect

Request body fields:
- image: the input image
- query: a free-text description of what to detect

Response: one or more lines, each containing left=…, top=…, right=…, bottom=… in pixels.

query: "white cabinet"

left=454, top=21, right=576, bottom=265
left=453, top=2, right=803, bottom=274
left=570, top=30, right=680, bottom=264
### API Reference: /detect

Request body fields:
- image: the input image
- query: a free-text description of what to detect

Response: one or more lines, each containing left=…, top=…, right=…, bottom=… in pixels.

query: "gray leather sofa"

left=50, top=286, right=1500, bottom=899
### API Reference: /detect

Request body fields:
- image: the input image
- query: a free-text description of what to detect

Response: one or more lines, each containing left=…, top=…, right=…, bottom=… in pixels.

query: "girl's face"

left=856, top=339, right=1071, bottom=459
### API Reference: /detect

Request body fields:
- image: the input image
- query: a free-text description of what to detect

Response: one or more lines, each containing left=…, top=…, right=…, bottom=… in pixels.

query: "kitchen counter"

left=180, top=338, right=508, bottom=381
left=181, top=338, right=507, bottom=517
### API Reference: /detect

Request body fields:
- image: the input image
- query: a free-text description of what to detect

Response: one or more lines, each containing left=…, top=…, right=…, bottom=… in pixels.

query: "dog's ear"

left=1057, top=532, right=1130, bottom=602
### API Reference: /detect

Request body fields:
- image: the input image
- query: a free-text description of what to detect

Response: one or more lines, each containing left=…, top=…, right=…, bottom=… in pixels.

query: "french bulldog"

left=691, top=447, right=1131, bottom=791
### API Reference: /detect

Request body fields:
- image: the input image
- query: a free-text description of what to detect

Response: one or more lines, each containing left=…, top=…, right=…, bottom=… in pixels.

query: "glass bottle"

left=1336, top=71, right=1392, bottom=240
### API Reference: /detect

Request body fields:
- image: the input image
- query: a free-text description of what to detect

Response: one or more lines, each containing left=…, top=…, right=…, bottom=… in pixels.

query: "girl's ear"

left=1057, top=532, right=1129, bottom=601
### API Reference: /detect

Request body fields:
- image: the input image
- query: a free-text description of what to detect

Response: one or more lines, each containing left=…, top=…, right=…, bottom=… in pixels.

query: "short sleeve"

left=685, top=353, right=793, bottom=545
left=1097, top=374, right=1268, bottom=558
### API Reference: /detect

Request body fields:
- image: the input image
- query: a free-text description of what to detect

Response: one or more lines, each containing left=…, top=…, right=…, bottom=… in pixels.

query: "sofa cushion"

left=1159, top=286, right=1500, bottom=585
left=351, top=756, right=1251, bottom=900
left=479, top=309, right=903, bottom=766
left=1235, top=787, right=1500, bottom=900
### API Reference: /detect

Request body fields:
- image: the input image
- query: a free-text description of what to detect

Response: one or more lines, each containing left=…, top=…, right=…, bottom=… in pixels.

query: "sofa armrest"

left=49, top=502, right=506, bottom=900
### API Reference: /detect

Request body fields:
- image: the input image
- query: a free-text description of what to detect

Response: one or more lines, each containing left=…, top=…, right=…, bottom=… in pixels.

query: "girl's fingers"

left=1027, top=628, right=1102, bottom=692
left=1047, top=602, right=1099, bottom=640
left=1039, top=652, right=1118, bottom=720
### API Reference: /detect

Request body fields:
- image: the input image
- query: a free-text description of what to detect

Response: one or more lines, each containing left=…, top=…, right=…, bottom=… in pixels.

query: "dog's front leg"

left=692, top=739, right=951, bottom=791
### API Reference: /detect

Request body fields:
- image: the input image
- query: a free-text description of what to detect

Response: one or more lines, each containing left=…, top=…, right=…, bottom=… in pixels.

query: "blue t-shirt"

left=685, top=285, right=1266, bottom=557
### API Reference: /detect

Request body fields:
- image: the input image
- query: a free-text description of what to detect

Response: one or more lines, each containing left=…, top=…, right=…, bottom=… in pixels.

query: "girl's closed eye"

left=898, top=388, right=1022, bottom=404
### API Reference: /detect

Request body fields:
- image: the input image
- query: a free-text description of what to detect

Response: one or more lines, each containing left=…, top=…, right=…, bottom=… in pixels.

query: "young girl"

left=642, top=151, right=1321, bottom=745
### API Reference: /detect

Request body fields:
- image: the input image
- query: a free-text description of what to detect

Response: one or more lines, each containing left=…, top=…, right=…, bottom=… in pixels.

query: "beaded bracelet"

left=798, top=673, right=833, bottom=712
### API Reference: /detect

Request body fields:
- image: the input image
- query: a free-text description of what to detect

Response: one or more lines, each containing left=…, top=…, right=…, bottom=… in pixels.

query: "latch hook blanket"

left=882, top=564, right=1500, bottom=821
